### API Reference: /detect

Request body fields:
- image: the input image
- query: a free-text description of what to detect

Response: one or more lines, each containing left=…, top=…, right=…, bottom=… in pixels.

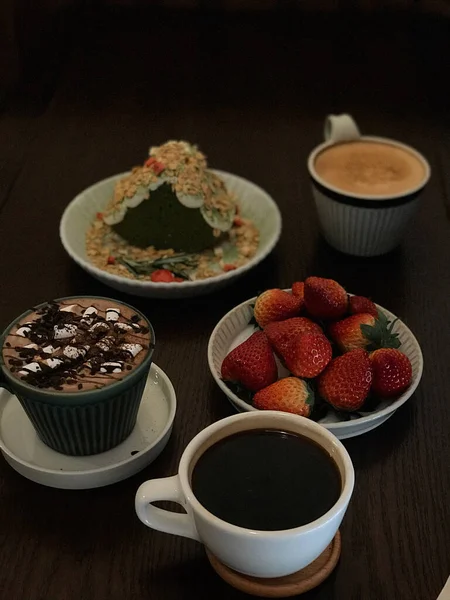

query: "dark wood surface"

left=1, top=7, right=450, bottom=600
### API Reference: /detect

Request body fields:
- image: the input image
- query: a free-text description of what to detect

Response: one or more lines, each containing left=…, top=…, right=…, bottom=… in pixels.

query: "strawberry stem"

left=360, top=310, right=401, bottom=350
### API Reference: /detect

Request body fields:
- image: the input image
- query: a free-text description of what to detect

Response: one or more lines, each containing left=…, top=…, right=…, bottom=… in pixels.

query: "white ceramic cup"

left=135, top=411, right=354, bottom=578
left=308, top=113, right=431, bottom=257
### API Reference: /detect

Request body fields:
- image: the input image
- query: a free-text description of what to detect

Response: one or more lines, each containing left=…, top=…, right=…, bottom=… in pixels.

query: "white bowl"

left=207, top=293, right=423, bottom=439
left=60, top=170, right=282, bottom=299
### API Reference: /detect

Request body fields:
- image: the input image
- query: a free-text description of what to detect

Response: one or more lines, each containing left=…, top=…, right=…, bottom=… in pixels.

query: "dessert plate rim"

left=59, top=169, right=282, bottom=299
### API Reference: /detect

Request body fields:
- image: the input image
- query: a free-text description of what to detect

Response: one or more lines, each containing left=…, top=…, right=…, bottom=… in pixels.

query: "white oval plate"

left=60, top=170, right=282, bottom=299
left=0, top=363, right=176, bottom=489
left=208, top=294, right=423, bottom=439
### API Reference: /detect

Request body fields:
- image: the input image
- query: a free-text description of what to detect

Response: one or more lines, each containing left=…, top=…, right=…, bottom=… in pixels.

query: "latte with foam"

left=2, top=298, right=152, bottom=392
left=314, top=140, right=426, bottom=197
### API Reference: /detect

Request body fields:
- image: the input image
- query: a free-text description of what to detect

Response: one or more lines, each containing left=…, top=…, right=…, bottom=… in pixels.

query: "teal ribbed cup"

left=0, top=296, right=155, bottom=456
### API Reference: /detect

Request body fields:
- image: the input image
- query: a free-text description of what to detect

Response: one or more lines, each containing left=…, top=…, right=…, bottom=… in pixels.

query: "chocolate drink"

left=314, top=140, right=426, bottom=196
left=2, top=298, right=152, bottom=392
left=191, top=429, right=341, bottom=531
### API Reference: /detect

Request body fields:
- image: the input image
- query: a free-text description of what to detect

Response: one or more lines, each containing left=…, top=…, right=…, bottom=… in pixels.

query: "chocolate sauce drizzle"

left=4, top=301, right=151, bottom=391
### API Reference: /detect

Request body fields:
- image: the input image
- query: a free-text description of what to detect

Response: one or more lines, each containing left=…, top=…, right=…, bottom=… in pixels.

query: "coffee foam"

left=2, top=298, right=151, bottom=393
left=314, top=140, right=426, bottom=197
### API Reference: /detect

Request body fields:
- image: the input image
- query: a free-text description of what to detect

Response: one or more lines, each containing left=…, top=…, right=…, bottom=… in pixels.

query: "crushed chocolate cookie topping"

left=2, top=299, right=152, bottom=392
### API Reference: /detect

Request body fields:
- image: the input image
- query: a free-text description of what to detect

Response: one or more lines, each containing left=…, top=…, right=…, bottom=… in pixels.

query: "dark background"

left=0, top=3, right=450, bottom=599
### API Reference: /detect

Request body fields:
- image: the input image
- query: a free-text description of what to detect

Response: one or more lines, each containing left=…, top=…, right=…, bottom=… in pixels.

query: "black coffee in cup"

left=191, top=429, right=341, bottom=531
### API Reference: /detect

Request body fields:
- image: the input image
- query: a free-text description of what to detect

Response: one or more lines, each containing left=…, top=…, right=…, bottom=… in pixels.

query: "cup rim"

left=307, top=135, right=431, bottom=202
left=0, top=295, right=155, bottom=400
left=179, top=411, right=354, bottom=538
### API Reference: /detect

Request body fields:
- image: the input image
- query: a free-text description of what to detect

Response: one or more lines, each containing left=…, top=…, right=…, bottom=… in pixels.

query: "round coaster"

left=206, top=531, right=341, bottom=598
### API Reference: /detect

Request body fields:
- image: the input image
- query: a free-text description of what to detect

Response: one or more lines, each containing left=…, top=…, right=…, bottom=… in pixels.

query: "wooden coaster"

left=206, top=531, right=341, bottom=598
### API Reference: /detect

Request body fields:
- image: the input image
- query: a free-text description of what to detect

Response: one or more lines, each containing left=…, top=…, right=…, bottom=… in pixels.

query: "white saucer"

left=0, top=363, right=176, bottom=489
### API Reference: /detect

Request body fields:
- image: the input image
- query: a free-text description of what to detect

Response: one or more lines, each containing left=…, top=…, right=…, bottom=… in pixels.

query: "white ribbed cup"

left=308, top=115, right=431, bottom=257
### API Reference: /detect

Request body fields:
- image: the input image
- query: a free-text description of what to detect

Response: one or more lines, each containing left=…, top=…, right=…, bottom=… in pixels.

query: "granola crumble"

left=86, top=141, right=259, bottom=282
left=86, top=214, right=259, bottom=282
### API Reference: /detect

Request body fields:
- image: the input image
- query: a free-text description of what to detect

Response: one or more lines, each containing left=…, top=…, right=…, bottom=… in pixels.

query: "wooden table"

left=1, top=7, right=449, bottom=600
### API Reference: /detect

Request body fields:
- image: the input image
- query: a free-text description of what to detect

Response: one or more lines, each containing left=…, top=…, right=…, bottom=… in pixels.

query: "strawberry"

left=253, top=377, right=314, bottom=417
left=151, top=269, right=175, bottom=282
left=280, top=332, right=332, bottom=379
left=370, top=349, right=412, bottom=397
left=291, top=282, right=305, bottom=310
left=265, top=317, right=322, bottom=356
left=329, top=313, right=375, bottom=352
left=223, top=264, right=236, bottom=272
left=318, top=349, right=373, bottom=411
left=329, top=311, right=400, bottom=353
left=253, top=289, right=302, bottom=328
left=221, top=331, right=278, bottom=392
left=349, top=295, right=378, bottom=317
left=304, top=276, right=348, bottom=320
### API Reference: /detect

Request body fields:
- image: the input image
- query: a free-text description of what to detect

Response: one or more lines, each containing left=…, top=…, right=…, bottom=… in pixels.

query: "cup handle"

left=135, top=476, right=200, bottom=541
left=324, top=114, right=361, bottom=143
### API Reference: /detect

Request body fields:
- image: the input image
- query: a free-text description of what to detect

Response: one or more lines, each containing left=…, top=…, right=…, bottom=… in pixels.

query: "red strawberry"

left=283, top=333, right=332, bottom=378
left=349, top=295, right=378, bottom=317
left=329, top=313, right=376, bottom=352
left=304, top=276, right=348, bottom=320
left=151, top=269, right=175, bottom=282
left=329, top=311, right=400, bottom=353
left=265, top=317, right=322, bottom=356
left=221, top=331, right=277, bottom=392
left=253, top=289, right=302, bottom=328
left=291, top=282, right=305, bottom=309
left=370, top=349, right=412, bottom=397
left=253, top=377, right=314, bottom=417
left=318, top=349, right=373, bottom=411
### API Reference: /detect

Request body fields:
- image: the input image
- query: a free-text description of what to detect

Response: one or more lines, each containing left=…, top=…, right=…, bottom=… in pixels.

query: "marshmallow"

left=106, top=308, right=120, bottom=322
left=59, top=305, right=78, bottom=313
left=19, top=362, right=42, bottom=374
left=121, top=343, right=143, bottom=357
left=89, top=322, right=109, bottom=334
left=54, top=324, right=78, bottom=340
left=63, top=346, right=87, bottom=360
left=100, top=361, right=123, bottom=374
left=42, top=358, right=63, bottom=369
left=24, top=343, right=38, bottom=350
left=83, top=307, right=98, bottom=317
left=42, top=345, right=58, bottom=354
left=114, top=322, right=133, bottom=332
left=95, top=336, right=115, bottom=352
left=16, top=326, right=31, bottom=337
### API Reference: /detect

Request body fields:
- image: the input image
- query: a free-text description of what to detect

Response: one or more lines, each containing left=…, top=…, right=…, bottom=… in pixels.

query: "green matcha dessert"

left=86, top=141, right=259, bottom=282
left=103, top=141, right=236, bottom=253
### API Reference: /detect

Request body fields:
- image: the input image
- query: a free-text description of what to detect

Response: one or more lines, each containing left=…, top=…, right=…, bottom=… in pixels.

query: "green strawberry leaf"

left=360, top=310, right=401, bottom=351
left=117, top=254, right=198, bottom=278
left=305, top=381, right=315, bottom=407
